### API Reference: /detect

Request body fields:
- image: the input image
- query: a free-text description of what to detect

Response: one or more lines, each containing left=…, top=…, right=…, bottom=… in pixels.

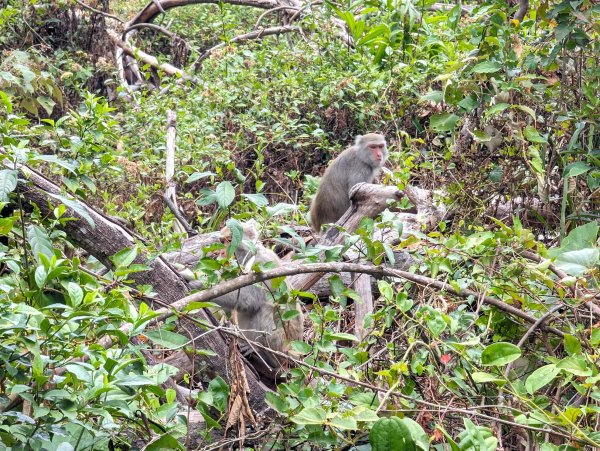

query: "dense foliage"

left=0, top=0, right=599, bottom=449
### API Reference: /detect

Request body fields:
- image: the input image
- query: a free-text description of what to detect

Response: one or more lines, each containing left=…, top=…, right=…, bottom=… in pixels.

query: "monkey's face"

left=368, top=142, right=387, bottom=163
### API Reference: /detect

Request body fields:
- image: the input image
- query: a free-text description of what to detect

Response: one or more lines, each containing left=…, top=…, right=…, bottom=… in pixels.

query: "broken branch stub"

left=290, top=183, right=403, bottom=291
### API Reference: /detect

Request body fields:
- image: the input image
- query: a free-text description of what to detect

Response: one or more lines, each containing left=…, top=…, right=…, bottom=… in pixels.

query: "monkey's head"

left=355, top=133, right=388, bottom=167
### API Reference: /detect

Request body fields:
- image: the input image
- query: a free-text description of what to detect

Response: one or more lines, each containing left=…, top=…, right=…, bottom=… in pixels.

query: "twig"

left=504, top=304, right=563, bottom=379
left=195, top=25, right=300, bottom=65
left=73, top=0, right=125, bottom=22
left=520, top=250, right=600, bottom=317
left=254, top=5, right=300, bottom=28
left=123, top=22, right=178, bottom=40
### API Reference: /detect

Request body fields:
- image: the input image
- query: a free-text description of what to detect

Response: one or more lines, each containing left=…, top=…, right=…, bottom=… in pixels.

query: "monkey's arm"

left=212, top=285, right=265, bottom=315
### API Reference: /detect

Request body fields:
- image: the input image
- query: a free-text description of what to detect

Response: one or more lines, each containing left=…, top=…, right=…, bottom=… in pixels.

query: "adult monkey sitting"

left=310, top=133, right=388, bottom=231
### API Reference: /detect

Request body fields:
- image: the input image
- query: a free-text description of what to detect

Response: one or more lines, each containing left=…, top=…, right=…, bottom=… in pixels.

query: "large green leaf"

left=0, top=169, right=17, bottom=203
left=524, top=125, right=547, bottom=144
left=215, top=181, right=235, bottom=209
left=429, top=113, right=461, bottom=132
left=554, top=248, right=599, bottom=276
left=144, top=330, right=189, bottom=349
left=48, top=193, right=95, bottom=228
left=291, top=407, right=327, bottom=425
left=27, top=225, right=54, bottom=264
left=481, top=342, right=521, bottom=366
left=525, top=364, right=560, bottom=394
left=472, top=61, right=502, bottom=73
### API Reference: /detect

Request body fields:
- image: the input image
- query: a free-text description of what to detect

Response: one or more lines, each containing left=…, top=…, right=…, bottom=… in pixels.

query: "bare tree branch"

left=129, top=0, right=296, bottom=27
left=196, top=25, right=300, bottom=65
left=73, top=0, right=125, bottom=23
left=108, top=29, right=192, bottom=79
left=514, top=0, right=529, bottom=21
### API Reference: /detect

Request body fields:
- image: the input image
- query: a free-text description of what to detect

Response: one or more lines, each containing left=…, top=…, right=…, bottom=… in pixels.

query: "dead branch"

left=352, top=273, right=372, bottom=341
left=163, top=110, right=194, bottom=235
left=196, top=25, right=301, bottom=65
left=108, top=29, right=191, bottom=79
left=290, top=183, right=403, bottom=291
left=123, top=22, right=178, bottom=40
left=254, top=5, right=300, bottom=27
left=73, top=0, right=125, bottom=22
left=514, top=0, right=529, bottom=21
left=129, top=0, right=293, bottom=27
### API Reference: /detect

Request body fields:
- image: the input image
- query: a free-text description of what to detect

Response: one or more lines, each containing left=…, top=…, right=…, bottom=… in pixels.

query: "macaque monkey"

left=310, top=133, right=388, bottom=232
left=185, top=222, right=303, bottom=370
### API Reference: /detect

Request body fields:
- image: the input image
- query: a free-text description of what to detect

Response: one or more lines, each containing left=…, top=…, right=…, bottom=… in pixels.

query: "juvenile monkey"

left=211, top=222, right=303, bottom=370
left=310, top=133, right=388, bottom=231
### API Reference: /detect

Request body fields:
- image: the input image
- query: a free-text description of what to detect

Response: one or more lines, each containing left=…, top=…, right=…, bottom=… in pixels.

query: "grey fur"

left=310, top=133, right=388, bottom=231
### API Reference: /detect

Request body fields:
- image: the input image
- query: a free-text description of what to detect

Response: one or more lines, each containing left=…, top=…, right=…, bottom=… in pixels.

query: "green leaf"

left=481, top=342, right=521, bottom=366
left=401, top=417, right=430, bottom=451
left=472, top=372, right=506, bottom=385
left=33, top=155, right=77, bottom=174
left=186, top=171, right=215, bottom=183
left=144, top=330, right=189, bottom=349
left=37, top=96, right=56, bottom=115
left=514, top=104, right=537, bottom=120
left=0, top=169, right=18, bottom=203
left=470, top=130, right=492, bottom=142
left=114, top=374, right=156, bottom=386
left=429, top=113, right=461, bottom=132
left=142, top=434, right=185, bottom=451
left=47, top=193, right=95, bottom=227
left=565, top=161, right=591, bottom=178
left=242, top=193, right=269, bottom=207
left=67, top=282, right=83, bottom=307
left=27, top=225, right=54, bottom=264
left=266, top=202, right=297, bottom=217
left=215, top=181, right=235, bottom=209
left=484, top=103, right=510, bottom=117
left=329, top=415, right=358, bottom=430
left=111, top=247, right=138, bottom=268
left=420, top=91, right=443, bottom=103
left=524, top=125, right=547, bottom=143
left=525, top=364, right=560, bottom=394
left=370, top=417, right=416, bottom=451
left=560, top=223, right=599, bottom=251
left=34, top=265, right=47, bottom=288
left=554, top=248, right=599, bottom=276
left=327, top=332, right=358, bottom=342
left=472, top=61, right=502, bottom=73
left=556, top=356, right=593, bottom=377
left=563, top=334, right=581, bottom=355
left=225, top=218, right=243, bottom=258
left=291, top=407, right=327, bottom=425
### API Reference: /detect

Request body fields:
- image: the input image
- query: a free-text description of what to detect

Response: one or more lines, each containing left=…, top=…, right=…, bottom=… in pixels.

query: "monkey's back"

left=310, top=147, right=378, bottom=231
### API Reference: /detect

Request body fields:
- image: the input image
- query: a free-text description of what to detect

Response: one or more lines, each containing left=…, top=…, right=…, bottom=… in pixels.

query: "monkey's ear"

left=355, top=135, right=363, bottom=146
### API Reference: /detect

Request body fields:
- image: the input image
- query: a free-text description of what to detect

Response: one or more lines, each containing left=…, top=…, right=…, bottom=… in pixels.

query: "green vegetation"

left=0, top=0, right=599, bottom=448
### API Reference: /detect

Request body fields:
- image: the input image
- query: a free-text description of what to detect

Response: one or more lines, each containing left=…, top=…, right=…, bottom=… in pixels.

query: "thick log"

left=13, top=164, right=269, bottom=413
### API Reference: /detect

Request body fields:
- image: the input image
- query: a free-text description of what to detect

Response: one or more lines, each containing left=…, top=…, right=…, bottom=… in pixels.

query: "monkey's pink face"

left=368, top=143, right=386, bottom=162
